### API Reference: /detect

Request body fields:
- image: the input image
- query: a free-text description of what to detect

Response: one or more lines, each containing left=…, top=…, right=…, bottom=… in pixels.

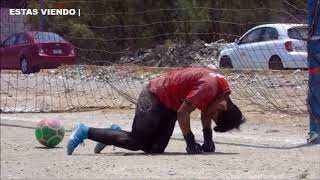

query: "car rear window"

left=288, top=27, right=308, bottom=41
left=31, top=32, right=65, bottom=43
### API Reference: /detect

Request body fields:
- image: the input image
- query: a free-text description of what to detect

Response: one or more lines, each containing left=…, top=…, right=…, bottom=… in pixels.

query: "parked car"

left=218, top=24, right=308, bottom=70
left=0, top=31, right=75, bottom=74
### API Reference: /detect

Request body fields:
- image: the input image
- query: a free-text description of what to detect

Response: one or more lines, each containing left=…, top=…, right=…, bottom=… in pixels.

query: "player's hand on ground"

left=186, top=142, right=203, bottom=154
left=202, top=140, right=215, bottom=152
left=184, top=132, right=203, bottom=154
left=202, top=128, right=215, bottom=152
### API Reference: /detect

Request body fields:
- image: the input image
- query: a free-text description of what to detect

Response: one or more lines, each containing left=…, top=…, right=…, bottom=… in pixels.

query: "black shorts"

left=130, top=84, right=177, bottom=153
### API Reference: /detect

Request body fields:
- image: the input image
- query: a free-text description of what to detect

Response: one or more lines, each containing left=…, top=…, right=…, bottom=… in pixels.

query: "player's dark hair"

left=213, top=97, right=245, bottom=132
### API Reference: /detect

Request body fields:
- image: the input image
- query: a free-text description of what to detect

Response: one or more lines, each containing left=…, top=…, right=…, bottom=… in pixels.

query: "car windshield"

left=288, top=27, right=308, bottom=41
left=31, top=32, right=65, bottom=43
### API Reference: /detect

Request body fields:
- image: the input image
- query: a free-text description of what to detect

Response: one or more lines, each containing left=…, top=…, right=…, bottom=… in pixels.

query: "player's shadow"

left=121, top=152, right=239, bottom=156
left=76, top=151, right=239, bottom=156
left=35, top=146, right=63, bottom=149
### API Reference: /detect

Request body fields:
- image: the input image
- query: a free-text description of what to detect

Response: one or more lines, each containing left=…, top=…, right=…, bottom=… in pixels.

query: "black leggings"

left=88, top=84, right=177, bottom=153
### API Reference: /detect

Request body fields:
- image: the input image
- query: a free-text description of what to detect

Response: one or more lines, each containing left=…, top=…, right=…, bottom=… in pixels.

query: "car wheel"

left=20, top=58, right=32, bottom=74
left=220, top=56, right=233, bottom=69
left=268, top=56, right=284, bottom=70
left=34, top=68, right=40, bottom=73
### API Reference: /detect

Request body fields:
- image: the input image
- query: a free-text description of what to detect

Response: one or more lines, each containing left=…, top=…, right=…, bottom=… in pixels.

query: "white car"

left=218, top=24, right=308, bottom=70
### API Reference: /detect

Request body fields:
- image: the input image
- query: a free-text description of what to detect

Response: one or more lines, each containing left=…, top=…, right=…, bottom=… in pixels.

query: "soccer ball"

left=35, top=119, right=65, bottom=148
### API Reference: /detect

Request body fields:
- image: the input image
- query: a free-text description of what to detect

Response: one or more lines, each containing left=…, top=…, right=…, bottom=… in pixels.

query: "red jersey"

left=149, top=68, right=230, bottom=111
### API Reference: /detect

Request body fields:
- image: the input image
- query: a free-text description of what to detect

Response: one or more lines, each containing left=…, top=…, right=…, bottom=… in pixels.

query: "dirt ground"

left=1, top=109, right=320, bottom=179
left=0, top=39, right=314, bottom=179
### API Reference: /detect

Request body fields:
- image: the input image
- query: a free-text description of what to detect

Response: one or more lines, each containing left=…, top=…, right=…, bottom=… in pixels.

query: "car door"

left=257, top=27, right=279, bottom=69
left=0, top=34, right=17, bottom=69
left=287, top=26, right=308, bottom=68
left=235, top=27, right=264, bottom=69
left=12, top=33, right=29, bottom=69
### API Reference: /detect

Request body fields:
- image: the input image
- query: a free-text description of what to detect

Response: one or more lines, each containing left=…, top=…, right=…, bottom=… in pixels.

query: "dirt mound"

left=119, top=40, right=226, bottom=68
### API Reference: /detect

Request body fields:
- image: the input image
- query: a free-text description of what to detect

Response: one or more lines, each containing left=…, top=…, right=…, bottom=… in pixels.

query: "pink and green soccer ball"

left=35, top=119, right=65, bottom=147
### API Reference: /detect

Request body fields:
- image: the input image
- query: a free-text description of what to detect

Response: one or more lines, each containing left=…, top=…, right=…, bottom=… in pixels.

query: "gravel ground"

left=1, top=109, right=320, bottom=179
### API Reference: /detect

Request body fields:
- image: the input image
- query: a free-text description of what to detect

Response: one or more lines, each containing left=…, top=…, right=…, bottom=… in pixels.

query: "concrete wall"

left=0, top=8, right=30, bottom=42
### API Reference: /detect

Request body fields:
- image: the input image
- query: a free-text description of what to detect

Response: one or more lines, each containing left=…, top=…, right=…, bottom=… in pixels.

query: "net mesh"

left=0, top=0, right=308, bottom=114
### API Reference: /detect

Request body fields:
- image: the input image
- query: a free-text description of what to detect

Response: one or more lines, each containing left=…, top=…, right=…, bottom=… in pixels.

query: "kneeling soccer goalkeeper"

left=67, top=67, right=245, bottom=155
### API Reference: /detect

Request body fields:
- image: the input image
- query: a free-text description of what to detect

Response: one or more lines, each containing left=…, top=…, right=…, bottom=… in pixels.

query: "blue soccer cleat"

left=67, top=123, right=89, bottom=155
left=94, top=123, right=121, bottom=154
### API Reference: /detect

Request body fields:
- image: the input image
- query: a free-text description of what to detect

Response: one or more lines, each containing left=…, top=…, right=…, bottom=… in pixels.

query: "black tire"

left=34, top=68, right=40, bottom=73
left=268, top=56, right=284, bottom=70
left=20, top=57, right=33, bottom=74
left=219, top=56, right=233, bottom=69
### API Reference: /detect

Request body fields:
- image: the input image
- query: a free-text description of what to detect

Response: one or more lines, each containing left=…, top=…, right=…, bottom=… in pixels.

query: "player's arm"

left=177, top=101, right=202, bottom=154
left=177, top=101, right=194, bottom=135
left=200, top=92, right=229, bottom=152
left=200, top=110, right=212, bottom=129
left=200, top=110, right=215, bottom=152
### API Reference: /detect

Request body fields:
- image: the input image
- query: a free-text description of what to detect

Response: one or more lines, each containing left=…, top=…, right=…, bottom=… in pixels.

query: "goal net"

left=0, top=0, right=308, bottom=114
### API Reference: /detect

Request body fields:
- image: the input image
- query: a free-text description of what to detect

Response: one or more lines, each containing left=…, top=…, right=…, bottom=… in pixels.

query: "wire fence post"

left=308, top=0, right=320, bottom=144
